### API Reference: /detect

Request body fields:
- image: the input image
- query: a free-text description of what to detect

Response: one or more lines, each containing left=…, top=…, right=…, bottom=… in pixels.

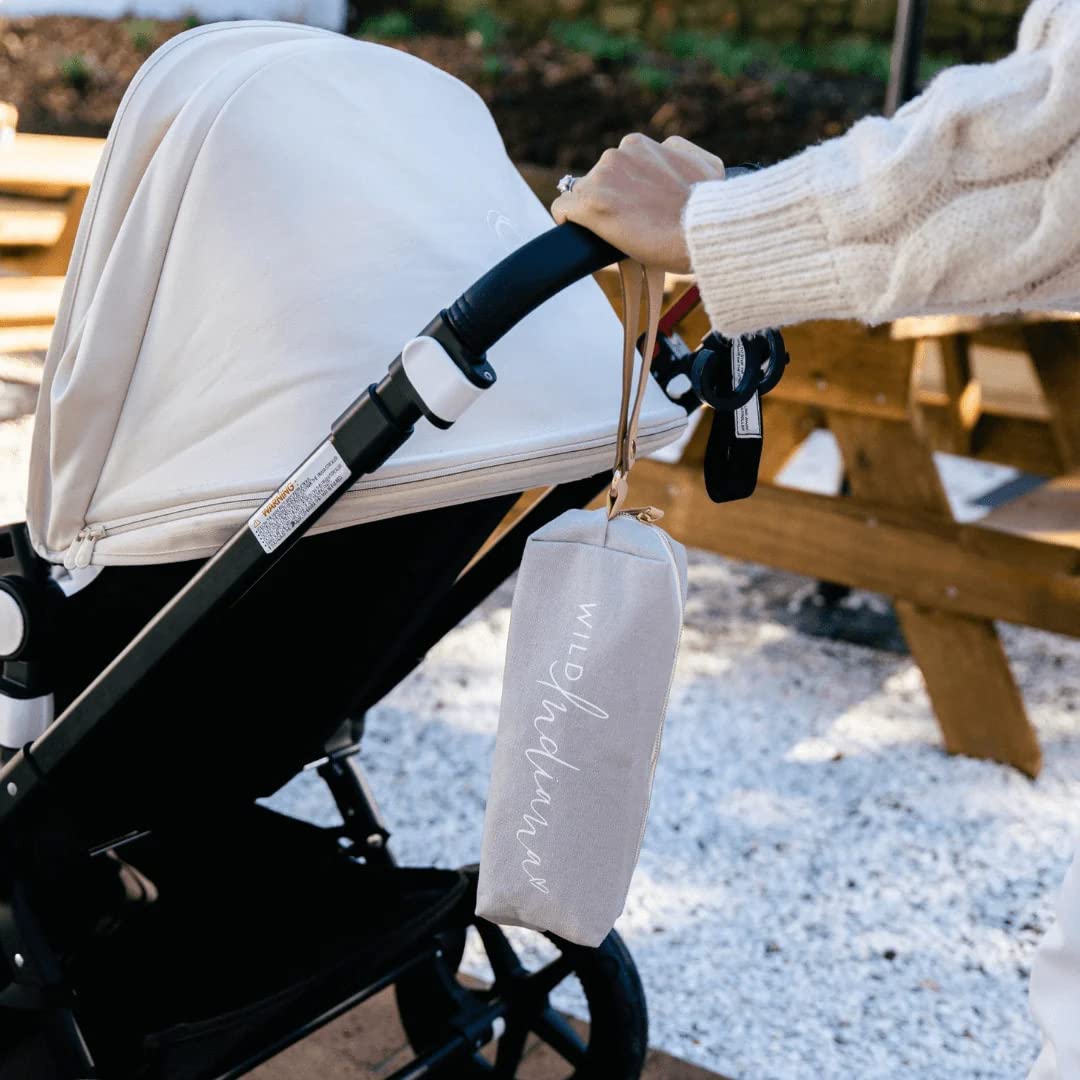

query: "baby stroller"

left=0, top=21, right=781, bottom=1079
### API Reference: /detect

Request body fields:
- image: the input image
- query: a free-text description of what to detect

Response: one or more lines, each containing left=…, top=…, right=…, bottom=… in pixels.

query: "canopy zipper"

left=63, top=525, right=106, bottom=570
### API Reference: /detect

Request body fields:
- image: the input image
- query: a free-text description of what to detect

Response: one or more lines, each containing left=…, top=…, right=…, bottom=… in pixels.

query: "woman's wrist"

left=684, top=154, right=849, bottom=336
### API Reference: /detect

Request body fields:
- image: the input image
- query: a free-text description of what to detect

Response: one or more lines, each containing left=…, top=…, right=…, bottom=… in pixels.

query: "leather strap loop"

left=608, top=260, right=665, bottom=519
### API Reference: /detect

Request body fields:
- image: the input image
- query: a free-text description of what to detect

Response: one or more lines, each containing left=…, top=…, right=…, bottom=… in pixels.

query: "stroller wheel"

left=394, top=870, right=648, bottom=1078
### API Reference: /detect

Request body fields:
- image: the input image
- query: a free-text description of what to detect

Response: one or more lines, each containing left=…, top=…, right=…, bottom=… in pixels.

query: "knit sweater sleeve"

left=683, top=0, right=1080, bottom=337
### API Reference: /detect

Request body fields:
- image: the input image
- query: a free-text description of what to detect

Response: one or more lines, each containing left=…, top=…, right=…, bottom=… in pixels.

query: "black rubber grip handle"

left=445, top=222, right=622, bottom=356
left=444, top=166, right=753, bottom=358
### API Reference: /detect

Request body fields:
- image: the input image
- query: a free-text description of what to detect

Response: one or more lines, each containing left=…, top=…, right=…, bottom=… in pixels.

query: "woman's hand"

left=551, top=134, right=725, bottom=272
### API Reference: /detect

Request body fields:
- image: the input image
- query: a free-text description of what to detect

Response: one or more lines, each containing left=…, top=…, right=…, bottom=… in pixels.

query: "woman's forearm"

left=684, top=0, right=1080, bottom=336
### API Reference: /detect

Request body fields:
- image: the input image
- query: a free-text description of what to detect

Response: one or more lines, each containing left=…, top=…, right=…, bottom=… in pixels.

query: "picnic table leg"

left=895, top=601, right=1041, bottom=775
left=828, top=410, right=1042, bottom=776
left=1023, top=323, right=1080, bottom=469
left=933, top=333, right=982, bottom=455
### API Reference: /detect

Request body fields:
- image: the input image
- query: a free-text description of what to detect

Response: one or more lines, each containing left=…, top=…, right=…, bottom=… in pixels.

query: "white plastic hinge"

left=0, top=693, right=53, bottom=749
left=400, top=336, right=488, bottom=425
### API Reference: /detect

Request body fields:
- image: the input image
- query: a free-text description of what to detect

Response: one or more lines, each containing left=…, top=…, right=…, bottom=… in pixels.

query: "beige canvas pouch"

left=476, top=261, right=687, bottom=947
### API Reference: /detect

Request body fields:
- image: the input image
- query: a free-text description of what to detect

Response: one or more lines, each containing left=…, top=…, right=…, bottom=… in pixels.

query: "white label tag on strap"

left=248, top=440, right=349, bottom=554
left=731, top=338, right=762, bottom=438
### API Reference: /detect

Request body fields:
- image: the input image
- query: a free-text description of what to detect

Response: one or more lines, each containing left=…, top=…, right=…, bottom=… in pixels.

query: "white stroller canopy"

left=27, top=22, right=686, bottom=567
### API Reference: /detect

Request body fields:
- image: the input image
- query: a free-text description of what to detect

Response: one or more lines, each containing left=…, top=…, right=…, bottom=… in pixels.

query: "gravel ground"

left=1, top=412, right=1076, bottom=1079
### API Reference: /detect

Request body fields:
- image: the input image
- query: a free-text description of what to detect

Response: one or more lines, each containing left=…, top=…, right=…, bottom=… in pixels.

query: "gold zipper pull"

left=617, top=505, right=665, bottom=524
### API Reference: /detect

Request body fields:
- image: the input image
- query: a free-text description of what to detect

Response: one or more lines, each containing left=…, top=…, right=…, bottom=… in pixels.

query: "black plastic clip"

left=690, top=329, right=789, bottom=413
left=678, top=329, right=791, bottom=504
left=650, top=329, right=700, bottom=414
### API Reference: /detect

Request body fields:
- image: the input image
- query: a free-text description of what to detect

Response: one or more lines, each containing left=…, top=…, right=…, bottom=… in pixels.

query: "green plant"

left=775, top=41, right=815, bottom=71
left=183, top=15, right=200, bottom=31
left=58, top=53, right=92, bottom=93
left=466, top=9, right=505, bottom=50
left=666, top=29, right=771, bottom=78
left=920, top=52, right=959, bottom=82
left=633, top=63, right=673, bottom=93
left=125, top=19, right=157, bottom=54
left=357, top=10, right=415, bottom=40
left=550, top=20, right=639, bottom=63
left=481, top=54, right=504, bottom=80
left=822, top=39, right=893, bottom=81
left=666, top=27, right=951, bottom=86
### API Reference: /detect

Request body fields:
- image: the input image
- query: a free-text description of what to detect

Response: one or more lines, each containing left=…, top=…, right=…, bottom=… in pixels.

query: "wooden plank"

left=981, top=474, right=1080, bottom=548
left=0, top=133, right=103, bottom=191
left=766, top=321, right=916, bottom=420
left=827, top=411, right=948, bottom=512
left=892, top=310, right=1080, bottom=340
left=918, top=334, right=980, bottom=454
left=10, top=187, right=87, bottom=276
left=0, top=194, right=67, bottom=248
left=0, top=325, right=51, bottom=355
left=895, top=601, right=1041, bottom=776
left=0, top=275, right=63, bottom=327
left=916, top=405, right=1061, bottom=474
left=911, top=342, right=1047, bottom=420
left=1024, top=323, right=1080, bottom=469
left=630, top=466, right=1080, bottom=636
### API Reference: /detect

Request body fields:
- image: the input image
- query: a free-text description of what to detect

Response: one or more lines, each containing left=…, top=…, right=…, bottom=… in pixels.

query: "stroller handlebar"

left=442, top=166, right=752, bottom=358
left=444, top=222, right=622, bottom=357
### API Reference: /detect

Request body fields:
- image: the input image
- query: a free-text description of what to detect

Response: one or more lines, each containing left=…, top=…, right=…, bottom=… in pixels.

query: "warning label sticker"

left=248, top=441, right=349, bottom=554
left=731, top=338, right=762, bottom=439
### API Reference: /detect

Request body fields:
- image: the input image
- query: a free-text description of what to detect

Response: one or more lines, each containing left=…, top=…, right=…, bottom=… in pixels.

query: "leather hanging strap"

left=608, top=259, right=665, bottom=519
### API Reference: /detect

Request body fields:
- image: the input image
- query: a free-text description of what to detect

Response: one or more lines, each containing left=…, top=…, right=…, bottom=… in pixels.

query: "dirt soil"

left=0, top=15, right=881, bottom=167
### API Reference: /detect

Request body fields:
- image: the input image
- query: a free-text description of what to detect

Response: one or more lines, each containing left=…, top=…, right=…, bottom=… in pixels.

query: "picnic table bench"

left=611, top=279, right=1079, bottom=777
left=0, top=131, right=104, bottom=284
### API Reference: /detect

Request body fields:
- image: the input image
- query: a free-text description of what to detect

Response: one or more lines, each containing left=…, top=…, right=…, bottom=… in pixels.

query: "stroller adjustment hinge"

left=398, top=311, right=497, bottom=430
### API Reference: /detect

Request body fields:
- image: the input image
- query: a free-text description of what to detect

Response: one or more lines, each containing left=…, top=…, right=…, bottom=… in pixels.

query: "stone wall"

left=468, top=0, right=1026, bottom=59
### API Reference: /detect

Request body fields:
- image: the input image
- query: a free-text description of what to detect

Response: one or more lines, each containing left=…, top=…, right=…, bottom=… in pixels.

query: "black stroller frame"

left=0, top=213, right=783, bottom=1078
left=0, top=223, right=656, bottom=1080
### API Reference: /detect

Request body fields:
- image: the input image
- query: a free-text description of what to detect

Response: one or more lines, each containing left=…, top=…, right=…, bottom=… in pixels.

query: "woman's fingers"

left=661, top=135, right=727, bottom=182
left=550, top=150, right=614, bottom=224
left=548, top=132, right=722, bottom=271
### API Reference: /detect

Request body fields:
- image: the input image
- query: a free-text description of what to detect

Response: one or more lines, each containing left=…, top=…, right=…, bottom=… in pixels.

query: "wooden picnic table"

left=0, top=132, right=103, bottom=193
left=0, top=132, right=104, bottom=279
left=606, top=279, right=1080, bottom=777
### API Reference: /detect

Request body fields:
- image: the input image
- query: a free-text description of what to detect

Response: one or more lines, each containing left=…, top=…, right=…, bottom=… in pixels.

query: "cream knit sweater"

left=684, top=0, right=1080, bottom=336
